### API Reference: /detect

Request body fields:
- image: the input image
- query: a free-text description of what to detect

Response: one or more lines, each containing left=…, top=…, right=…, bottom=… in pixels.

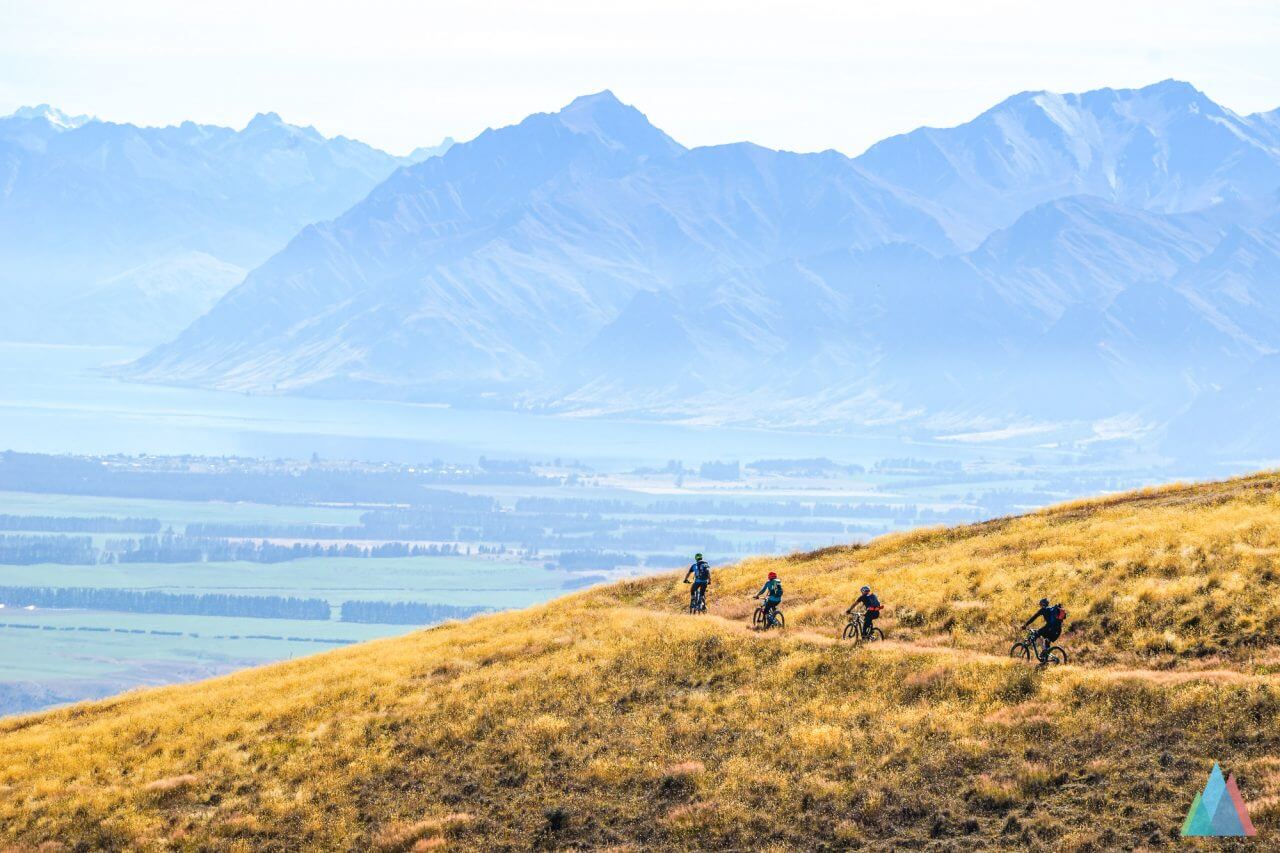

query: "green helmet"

left=694, top=553, right=703, bottom=560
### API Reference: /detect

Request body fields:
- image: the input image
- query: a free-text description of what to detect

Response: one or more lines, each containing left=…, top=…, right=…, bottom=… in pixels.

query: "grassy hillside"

left=3, top=472, right=1280, bottom=849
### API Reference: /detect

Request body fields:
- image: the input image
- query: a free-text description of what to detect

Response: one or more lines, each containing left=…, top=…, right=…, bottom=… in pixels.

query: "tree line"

left=0, top=535, right=97, bottom=565
left=110, top=535, right=464, bottom=564
left=0, top=514, right=162, bottom=533
left=0, top=583, right=501, bottom=626
left=0, top=586, right=330, bottom=620
left=338, top=600, right=490, bottom=625
left=0, top=533, right=465, bottom=566
left=0, top=451, right=553, bottom=504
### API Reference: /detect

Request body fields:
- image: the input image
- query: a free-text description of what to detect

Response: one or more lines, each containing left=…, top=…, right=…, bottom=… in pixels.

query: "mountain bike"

left=752, top=600, right=784, bottom=630
left=842, top=611, right=884, bottom=643
left=1010, top=628, right=1066, bottom=665
left=685, top=582, right=707, bottom=614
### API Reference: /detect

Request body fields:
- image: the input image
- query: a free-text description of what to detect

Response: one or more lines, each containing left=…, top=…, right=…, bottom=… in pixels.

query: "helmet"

left=768, top=572, right=777, bottom=580
left=860, top=585, right=870, bottom=594
left=1039, top=597, right=1049, bottom=607
left=694, top=553, right=703, bottom=560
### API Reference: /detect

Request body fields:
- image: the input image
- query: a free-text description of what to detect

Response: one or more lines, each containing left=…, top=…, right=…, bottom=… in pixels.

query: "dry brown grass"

left=2, top=471, right=1280, bottom=849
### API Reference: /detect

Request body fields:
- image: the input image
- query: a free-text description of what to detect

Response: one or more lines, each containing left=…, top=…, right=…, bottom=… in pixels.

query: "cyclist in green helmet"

left=683, top=552, right=711, bottom=611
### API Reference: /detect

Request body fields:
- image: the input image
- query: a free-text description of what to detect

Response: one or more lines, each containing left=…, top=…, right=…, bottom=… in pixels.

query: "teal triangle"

left=1185, top=791, right=1216, bottom=836
left=1209, top=786, right=1247, bottom=836
left=1180, top=791, right=1204, bottom=836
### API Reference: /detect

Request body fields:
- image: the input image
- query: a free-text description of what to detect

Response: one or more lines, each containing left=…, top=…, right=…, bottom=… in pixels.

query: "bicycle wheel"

left=752, top=607, right=765, bottom=628
left=868, top=627, right=884, bottom=642
left=1045, top=646, right=1067, bottom=665
left=771, top=611, right=785, bottom=629
left=1010, top=642, right=1031, bottom=660
left=842, top=621, right=858, bottom=640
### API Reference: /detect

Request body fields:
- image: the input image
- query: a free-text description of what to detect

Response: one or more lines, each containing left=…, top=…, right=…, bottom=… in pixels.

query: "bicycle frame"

left=1026, top=629, right=1051, bottom=661
left=755, top=600, right=781, bottom=627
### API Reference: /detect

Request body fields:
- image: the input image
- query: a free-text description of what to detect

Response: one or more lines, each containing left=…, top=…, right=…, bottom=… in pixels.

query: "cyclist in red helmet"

left=753, top=571, right=783, bottom=626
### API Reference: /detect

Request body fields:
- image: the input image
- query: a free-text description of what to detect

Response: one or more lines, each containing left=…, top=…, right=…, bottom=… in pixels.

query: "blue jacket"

left=854, top=592, right=881, bottom=611
left=756, top=578, right=783, bottom=603
left=687, top=559, right=711, bottom=584
left=1023, top=604, right=1064, bottom=630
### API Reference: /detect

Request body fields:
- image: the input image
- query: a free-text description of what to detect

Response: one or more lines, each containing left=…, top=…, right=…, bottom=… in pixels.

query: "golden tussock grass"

left=1, top=471, right=1280, bottom=849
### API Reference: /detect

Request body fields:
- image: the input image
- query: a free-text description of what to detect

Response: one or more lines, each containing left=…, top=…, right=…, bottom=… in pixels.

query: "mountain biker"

left=683, top=552, right=711, bottom=610
left=753, top=571, right=783, bottom=627
left=847, top=585, right=882, bottom=638
left=1022, top=597, right=1067, bottom=660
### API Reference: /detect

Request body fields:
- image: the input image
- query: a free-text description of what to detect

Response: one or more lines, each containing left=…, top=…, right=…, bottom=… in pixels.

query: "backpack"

left=1051, top=604, right=1067, bottom=623
left=773, top=581, right=783, bottom=598
left=695, top=560, right=711, bottom=582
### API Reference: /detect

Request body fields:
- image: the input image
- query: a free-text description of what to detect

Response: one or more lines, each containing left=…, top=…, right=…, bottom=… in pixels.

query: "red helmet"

left=768, top=572, right=777, bottom=580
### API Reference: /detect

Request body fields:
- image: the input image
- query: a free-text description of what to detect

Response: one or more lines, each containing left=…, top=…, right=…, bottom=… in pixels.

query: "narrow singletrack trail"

left=644, top=604, right=1266, bottom=685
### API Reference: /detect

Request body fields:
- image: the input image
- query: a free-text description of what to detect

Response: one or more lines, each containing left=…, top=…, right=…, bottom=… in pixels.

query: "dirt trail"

left=638, top=605, right=1267, bottom=686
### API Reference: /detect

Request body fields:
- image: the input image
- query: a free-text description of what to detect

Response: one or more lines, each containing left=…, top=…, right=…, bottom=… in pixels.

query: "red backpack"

left=1051, top=604, right=1067, bottom=623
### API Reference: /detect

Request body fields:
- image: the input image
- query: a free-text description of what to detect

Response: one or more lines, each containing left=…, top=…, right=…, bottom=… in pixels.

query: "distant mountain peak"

left=1142, top=78, right=1202, bottom=97
left=555, top=89, right=685, bottom=157
left=565, top=89, right=623, bottom=109
left=245, top=111, right=285, bottom=130
left=980, top=79, right=1211, bottom=122
left=7, top=103, right=94, bottom=129
left=241, top=111, right=327, bottom=144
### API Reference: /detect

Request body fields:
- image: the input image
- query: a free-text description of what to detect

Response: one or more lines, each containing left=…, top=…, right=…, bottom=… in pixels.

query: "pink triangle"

left=1225, top=773, right=1257, bottom=837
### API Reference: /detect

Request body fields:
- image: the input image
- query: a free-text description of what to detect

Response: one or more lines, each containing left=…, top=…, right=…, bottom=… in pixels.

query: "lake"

left=0, top=342, right=1038, bottom=469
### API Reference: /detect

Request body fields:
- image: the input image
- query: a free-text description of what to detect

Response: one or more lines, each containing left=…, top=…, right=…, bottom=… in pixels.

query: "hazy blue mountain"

left=407, top=137, right=456, bottom=161
left=1164, top=352, right=1280, bottom=460
left=559, top=195, right=1239, bottom=428
left=7, top=104, right=94, bottom=128
left=0, top=250, right=247, bottom=346
left=0, top=108, right=422, bottom=279
left=121, top=84, right=1280, bottom=458
left=125, top=92, right=951, bottom=395
left=57, top=252, right=248, bottom=345
left=855, top=80, right=1280, bottom=247
left=0, top=106, right=449, bottom=343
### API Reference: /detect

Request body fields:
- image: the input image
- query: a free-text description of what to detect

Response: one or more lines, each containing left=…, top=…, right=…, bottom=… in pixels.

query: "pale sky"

left=2, top=0, right=1278, bottom=156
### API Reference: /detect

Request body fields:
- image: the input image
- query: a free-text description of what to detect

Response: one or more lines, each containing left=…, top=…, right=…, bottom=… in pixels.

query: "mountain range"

left=6, top=83, right=1280, bottom=460
left=115, top=82, right=1280, bottom=461
left=0, top=105, right=451, bottom=343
